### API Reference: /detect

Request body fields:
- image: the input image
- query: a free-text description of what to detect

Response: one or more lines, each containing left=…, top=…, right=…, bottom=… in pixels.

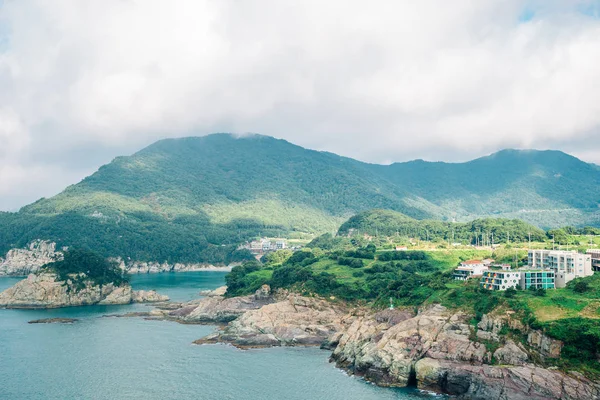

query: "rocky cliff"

left=0, top=273, right=169, bottom=308
left=169, top=290, right=599, bottom=400
left=331, top=304, right=599, bottom=399
left=0, top=241, right=235, bottom=276
left=113, top=258, right=235, bottom=274
left=0, top=240, right=61, bottom=276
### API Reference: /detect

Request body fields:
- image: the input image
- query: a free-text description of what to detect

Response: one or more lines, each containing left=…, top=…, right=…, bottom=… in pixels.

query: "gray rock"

left=0, top=273, right=168, bottom=308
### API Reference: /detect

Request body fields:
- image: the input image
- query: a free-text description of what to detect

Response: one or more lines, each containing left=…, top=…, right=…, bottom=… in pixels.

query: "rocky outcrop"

left=199, top=286, right=227, bottom=297
left=415, top=358, right=599, bottom=400
left=330, top=304, right=599, bottom=399
left=0, top=273, right=168, bottom=309
left=114, top=259, right=236, bottom=274
left=195, top=293, right=350, bottom=348
left=168, top=285, right=275, bottom=323
left=0, top=241, right=236, bottom=276
left=152, top=291, right=598, bottom=399
left=0, top=240, right=62, bottom=276
left=527, top=330, right=563, bottom=358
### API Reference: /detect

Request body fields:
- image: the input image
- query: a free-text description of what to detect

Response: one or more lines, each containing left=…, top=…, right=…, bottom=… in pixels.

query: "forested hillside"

left=338, top=209, right=548, bottom=244
left=1, top=133, right=599, bottom=262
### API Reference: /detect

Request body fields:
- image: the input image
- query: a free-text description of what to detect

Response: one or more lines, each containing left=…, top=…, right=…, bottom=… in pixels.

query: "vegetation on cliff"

left=42, top=248, right=128, bottom=291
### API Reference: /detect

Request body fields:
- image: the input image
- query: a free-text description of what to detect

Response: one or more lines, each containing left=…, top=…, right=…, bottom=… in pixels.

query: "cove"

left=0, top=272, right=433, bottom=399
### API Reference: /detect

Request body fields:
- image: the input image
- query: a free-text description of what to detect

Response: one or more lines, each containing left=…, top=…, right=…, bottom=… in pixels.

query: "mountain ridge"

left=1, top=133, right=599, bottom=262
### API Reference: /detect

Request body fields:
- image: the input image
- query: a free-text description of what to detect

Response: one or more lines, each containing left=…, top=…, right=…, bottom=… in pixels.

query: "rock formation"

left=0, top=240, right=61, bottom=276
left=331, top=304, right=599, bottom=399
left=0, top=241, right=237, bottom=276
left=199, top=286, right=228, bottom=297
left=195, top=292, right=350, bottom=348
left=168, top=285, right=275, bottom=324
left=114, top=259, right=236, bottom=274
left=180, top=294, right=599, bottom=399
left=0, top=273, right=169, bottom=308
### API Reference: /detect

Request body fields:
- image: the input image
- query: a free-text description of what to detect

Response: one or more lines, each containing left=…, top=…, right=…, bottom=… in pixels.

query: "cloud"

left=0, top=0, right=600, bottom=209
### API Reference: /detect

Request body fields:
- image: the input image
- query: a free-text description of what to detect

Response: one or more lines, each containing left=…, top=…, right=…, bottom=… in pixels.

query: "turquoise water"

left=0, top=273, right=431, bottom=400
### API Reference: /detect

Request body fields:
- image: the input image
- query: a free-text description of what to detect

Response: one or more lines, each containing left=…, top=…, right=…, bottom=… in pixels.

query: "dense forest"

left=1, top=133, right=599, bottom=262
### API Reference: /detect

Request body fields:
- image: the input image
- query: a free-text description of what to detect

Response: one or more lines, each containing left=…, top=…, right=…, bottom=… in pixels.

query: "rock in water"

left=0, top=273, right=169, bottom=309
left=28, top=318, right=78, bottom=324
left=198, top=286, right=227, bottom=297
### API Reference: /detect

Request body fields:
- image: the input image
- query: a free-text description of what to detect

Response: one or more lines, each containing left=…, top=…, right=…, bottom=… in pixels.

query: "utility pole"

left=528, top=232, right=531, bottom=248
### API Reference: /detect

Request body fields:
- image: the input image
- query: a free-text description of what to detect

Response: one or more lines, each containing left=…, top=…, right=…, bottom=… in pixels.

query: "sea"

left=0, top=272, right=438, bottom=400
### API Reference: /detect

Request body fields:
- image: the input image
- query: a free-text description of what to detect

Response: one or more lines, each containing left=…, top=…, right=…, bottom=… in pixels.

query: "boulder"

left=199, top=286, right=228, bottom=297
left=493, top=340, right=529, bottom=365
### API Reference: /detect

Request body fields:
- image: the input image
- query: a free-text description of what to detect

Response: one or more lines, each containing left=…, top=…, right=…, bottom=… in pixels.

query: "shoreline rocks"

left=0, top=273, right=169, bottom=309
left=170, top=293, right=600, bottom=400
left=0, top=241, right=237, bottom=276
left=0, top=240, right=61, bottom=276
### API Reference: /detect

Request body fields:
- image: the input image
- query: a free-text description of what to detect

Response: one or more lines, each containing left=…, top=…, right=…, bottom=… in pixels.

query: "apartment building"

left=527, top=249, right=593, bottom=288
left=519, top=270, right=555, bottom=290
left=480, top=270, right=521, bottom=291
left=587, top=249, right=600, bottom=272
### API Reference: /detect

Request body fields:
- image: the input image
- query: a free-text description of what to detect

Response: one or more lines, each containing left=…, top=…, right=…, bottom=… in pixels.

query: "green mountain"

left=1, top=133, right=599, bottom=262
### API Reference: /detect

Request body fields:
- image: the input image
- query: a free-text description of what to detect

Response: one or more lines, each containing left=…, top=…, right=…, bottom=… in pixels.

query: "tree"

left=573, top=280, right=590, bottom=293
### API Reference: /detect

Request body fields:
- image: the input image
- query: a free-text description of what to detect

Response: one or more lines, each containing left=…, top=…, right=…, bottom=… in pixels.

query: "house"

left=482, top=258, right=495, bottom=266
left=519, top=270, right=555, bottom=290
left=453, top=260, right=489, bottom=281
left=395, top=246, right=408, bottom=251
left=275, top=240, right=287, bottom=250
left=480, top=271, right=521, bottom=291
left=527, top=250, right=593, bottom=288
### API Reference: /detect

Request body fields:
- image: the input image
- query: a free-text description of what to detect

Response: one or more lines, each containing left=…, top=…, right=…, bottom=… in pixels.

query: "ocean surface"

left=0, top=272, right=435, bottom=400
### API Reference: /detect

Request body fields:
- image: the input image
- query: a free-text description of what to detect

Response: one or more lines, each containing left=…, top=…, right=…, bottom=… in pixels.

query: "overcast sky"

left=1, top=1, right=600, bottom=211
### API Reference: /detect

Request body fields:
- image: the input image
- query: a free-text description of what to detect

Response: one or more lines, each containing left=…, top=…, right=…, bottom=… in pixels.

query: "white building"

left=275, top=240, right=287, bottom=250
left=586, top=249, right=600, bottom=272
left=527, top=250, right=593, bottom=288
left=453, top=260, right=489, bottom=281
left=480, top=270, right=521, bottom=291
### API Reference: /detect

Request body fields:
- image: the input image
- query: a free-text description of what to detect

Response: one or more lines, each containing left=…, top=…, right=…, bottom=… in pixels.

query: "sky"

left=1, top=0, right=600, bottom=211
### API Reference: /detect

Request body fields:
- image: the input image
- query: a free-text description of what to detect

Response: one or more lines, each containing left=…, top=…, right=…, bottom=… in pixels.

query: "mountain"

left=1, top=133, right=599, bottom=262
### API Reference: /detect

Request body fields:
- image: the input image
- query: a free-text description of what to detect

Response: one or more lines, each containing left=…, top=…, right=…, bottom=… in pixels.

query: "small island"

left=0, top=249, right=168, bottom=309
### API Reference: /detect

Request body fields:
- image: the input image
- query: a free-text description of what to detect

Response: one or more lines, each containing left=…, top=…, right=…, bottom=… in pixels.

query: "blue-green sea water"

left=0, top=272, right=434, bottom=400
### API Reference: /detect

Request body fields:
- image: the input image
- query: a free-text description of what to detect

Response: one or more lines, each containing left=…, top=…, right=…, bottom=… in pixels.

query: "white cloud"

left=0, top=0, right=600, bottom=209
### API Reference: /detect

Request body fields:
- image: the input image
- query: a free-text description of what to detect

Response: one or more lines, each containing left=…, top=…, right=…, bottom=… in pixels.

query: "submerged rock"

left=28, top=318, right=78, bottom=324
left=0, top=273, right=169, bottom=309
